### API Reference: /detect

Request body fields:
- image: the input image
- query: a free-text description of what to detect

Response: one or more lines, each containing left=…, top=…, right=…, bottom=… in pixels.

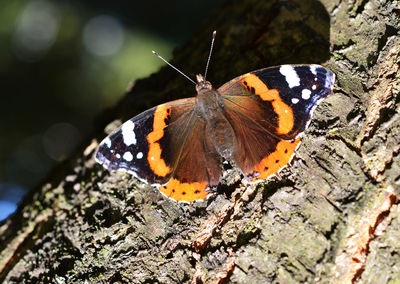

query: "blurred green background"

left=0, top=0, right=225, bottom=220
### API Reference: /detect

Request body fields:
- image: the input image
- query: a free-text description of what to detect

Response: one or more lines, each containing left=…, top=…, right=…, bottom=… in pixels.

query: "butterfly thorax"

left=195, top=74, right=235, bottom=159
left=195, top=77, right=220, bottom=118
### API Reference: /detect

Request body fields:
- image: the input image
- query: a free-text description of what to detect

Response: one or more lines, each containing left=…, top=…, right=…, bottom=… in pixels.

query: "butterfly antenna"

left=152, top=50, right=196, bottom=85
left=204, top=30, right=216, bottom=80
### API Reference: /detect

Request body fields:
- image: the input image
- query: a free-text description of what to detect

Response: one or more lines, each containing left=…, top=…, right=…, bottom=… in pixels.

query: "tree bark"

left=1, top=0, right=399, bottom=283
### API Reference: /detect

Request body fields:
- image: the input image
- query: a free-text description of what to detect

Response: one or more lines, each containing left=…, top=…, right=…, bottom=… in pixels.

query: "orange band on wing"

left=241, top=74, right=294, bottom=135
left=146, top=104, right=172, bottom=177
left=159, top=178, right=210, bottom=202
left=250, top=137, right=301, bottom=181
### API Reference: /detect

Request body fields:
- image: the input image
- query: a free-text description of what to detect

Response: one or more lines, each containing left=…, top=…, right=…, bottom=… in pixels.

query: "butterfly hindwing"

left=159, top=112, right=222, bottom=202
left=221, top=95, right=301, bottom=180
left=218, top=64, right=335, bottom=181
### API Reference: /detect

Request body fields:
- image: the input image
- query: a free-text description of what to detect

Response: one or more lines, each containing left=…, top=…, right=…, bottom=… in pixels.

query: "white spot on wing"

left=116, top=153, right=121, bottom=159
left=312, top=85, right=317, bottom=90
left=291, top=98, right=299, bottom=104
left=136, top=152, right=143, bottom=159
left=279, top=65, right=300, bottom=88
left=103, top=137, right=112, bottom=148
left=121, top=120, right=136, bottom=146
left=302, top=89, right=311, bottom=100
left=310, top=65, right=318, bottom=75
left=325, top=72, right=335, bottom=88
left=123, top=151, right=133, bottom=161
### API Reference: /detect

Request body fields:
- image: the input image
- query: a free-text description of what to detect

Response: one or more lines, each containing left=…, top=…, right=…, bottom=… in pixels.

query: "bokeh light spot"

left=83, top=15, right=125, bottom=56
left=13, top=0, right=60, bottom=62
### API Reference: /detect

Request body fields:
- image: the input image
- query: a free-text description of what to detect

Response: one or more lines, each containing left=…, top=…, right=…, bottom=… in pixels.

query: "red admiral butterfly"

left=95, top=32, right=335, bottom=202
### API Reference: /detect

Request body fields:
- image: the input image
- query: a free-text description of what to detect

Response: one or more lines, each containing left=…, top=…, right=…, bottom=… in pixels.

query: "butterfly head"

left=195, top=74, right=212, bottom=93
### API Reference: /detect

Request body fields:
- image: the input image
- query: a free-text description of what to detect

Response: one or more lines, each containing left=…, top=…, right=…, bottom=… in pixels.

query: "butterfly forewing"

left=96, top=99, right=194, bottom=184
left=96, top=107, right=163, bottom=184
left=251, top=65, right=335, bottom=137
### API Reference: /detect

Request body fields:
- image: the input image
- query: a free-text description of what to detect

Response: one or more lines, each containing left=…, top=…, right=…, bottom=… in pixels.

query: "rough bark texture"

left=1, top=0, right=399, bottom=283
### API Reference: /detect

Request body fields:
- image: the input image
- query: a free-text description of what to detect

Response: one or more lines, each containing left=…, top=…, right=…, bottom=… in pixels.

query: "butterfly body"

left=96, top=65, right=335, bottom=202
left=194, top=75, right=235, bottom=159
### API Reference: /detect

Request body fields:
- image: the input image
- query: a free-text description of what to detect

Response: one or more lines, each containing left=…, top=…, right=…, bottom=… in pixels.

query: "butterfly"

left=95, top=33, right=335, bottom=203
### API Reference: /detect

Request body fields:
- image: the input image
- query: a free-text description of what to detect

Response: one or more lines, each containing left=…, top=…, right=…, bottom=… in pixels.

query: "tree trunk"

left=1, top=0, right=399, bottom=283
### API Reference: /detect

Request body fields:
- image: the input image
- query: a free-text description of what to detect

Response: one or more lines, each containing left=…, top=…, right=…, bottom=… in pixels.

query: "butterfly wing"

left=218, top=64, right=335, bottom=181
left=96, top=98, right=221, bottom=202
